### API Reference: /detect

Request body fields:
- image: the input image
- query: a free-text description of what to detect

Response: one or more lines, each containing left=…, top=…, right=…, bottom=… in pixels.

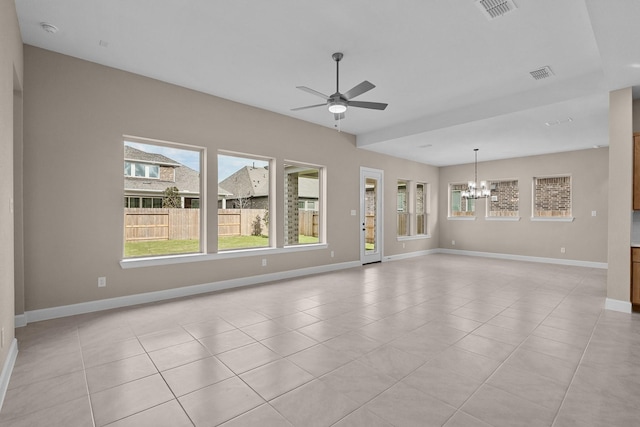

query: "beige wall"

left=22, top=46, right=439, bottom=311
left=438, top=149, right=609, bottom=263
left=607, top=88, right=633, bottom=302
left=1, top=0, right=23, bottom=369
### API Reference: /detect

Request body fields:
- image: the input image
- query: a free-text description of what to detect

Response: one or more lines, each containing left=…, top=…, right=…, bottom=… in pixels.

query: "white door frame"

left=360, top=167, right=384, bottom=264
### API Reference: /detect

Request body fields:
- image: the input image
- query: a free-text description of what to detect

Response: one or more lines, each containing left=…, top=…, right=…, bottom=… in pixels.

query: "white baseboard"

left=436, top=248, right=608, bottom=269
left=0, top=339, right=18, bottom=413
left=383, top=249, right=439, bottom=262
left=16, top=261, right=361, bottom=326
left=605, top=298, right=632, bottom=314
left=14, top=314, right=26, bottom=328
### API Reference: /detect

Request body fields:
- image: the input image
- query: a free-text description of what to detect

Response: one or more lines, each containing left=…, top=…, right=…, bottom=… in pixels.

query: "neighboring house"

left=220, top=166, right=319, bottom=209
left=219, top=166, right=270, bottom=209
left=124, top=145, right=203, bottom=208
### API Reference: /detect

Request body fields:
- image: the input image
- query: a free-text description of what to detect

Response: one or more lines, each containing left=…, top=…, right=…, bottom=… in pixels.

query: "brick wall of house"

left=534, top=176, right=571, bottom=216
left=160, top=165, right=175, bottom=182
left=286, top=173, right=299, bottom=244
left=489, top=180, right=519, bottom=216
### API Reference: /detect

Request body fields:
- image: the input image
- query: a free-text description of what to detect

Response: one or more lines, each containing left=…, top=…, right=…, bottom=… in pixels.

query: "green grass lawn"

left=125, top=235, right=320, bottom=257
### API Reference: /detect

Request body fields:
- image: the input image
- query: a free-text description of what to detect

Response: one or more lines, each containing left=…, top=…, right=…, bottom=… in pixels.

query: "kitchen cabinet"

left=632, top=248, right=640, bottom=305
left=634, top=133, right=640, bottom=210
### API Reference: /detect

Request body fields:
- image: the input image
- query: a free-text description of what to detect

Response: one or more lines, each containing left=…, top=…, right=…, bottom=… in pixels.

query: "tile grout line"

left=549, top=308, right=603, bottom=427
left=437, top=282, right=573, bottom=427
left=77, top=327, right=97, bottom=427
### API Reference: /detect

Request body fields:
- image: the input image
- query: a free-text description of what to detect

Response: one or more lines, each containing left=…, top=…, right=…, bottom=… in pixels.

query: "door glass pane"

left=365, top=177, right=377, bottom=252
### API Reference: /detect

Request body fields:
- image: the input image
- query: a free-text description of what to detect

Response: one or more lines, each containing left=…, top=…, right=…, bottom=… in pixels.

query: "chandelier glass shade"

left=461, top=149, right=490, bottom=199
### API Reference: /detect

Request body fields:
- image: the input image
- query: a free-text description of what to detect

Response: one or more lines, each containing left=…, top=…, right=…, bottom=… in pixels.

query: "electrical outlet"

left=560, top=247, right=566, bottom=254
left=98, top=276, right=106, bottom=287
left=592, top=211, right=597, bottom=217
left=262, top=259, right=267, bottom=267
left=402, top=243, right=406, bottom=249
left=452, top=240, right=455, bottom=245
left=331, top=251, right=335, bottom=258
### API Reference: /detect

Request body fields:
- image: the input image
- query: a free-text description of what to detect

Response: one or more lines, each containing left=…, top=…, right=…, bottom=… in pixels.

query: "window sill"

left=530, top=217, right=575, bottom=222
left=447, top=216, right=476, bottom=221
left=120, top=243, right=328, bottom=269
left=397, top=235, right=431, bottom=241
left=485, top=216, right=521, bottom=221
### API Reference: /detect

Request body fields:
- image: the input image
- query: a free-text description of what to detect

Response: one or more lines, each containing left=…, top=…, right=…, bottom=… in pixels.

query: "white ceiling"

left=14, top=0, right=640, bottom=166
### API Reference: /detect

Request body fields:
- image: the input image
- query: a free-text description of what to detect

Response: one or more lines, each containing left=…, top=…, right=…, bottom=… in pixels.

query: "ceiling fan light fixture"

left=328, top=101, right=347, bottom=114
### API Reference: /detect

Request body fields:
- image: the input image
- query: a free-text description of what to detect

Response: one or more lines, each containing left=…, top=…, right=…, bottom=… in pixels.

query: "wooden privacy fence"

left=125, top=208, right=323, bottom=242
left=365, top=214, right=375, bottom=244
left=218, top=209, right=268, bottom=237
left=125, top=208, right=200, bottom=241
left=299, top=210, right=319, bottom=237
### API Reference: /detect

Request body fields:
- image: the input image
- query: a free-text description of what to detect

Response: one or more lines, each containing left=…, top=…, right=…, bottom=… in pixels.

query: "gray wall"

left=20, top=46, right=439, bottom=312
left=1, top=0, right=23, bottom=372
left=438, top=149, right=609, bottom=263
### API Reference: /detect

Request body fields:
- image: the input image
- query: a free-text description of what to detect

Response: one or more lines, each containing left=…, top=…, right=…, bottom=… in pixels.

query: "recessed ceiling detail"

left=530, top=66, right=555, bottom=80
left=476, top=0, right=518, bottom=20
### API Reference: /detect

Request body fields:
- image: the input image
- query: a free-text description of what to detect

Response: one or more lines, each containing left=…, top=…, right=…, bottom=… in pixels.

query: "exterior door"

left=360, top=167, right=383, bottom=264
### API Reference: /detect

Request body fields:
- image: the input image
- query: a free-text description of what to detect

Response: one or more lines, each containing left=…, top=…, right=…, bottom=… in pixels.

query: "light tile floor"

left=1, top=254, right=640, bottom=426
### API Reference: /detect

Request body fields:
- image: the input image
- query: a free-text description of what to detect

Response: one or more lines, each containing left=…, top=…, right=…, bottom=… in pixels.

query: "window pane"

left=488, top=180, right=519, bottom=217
left=124, top=162, right=131, bottom=176
left=134, top=163, right=145, bottom=177
left=397, top=180, right=409, bottom=236
left=148, top=165, right=159, bottom=178
left=285, top=163, right=321, bottom=245
left=218, top=154, right=270, bottom=250
left=124, top=141, right=202, bottom=258
left=450, top=184, right=475, bottom=216
left=534, top=176, right=571, bottom=217
left=416, top=183, right=427, bottom=235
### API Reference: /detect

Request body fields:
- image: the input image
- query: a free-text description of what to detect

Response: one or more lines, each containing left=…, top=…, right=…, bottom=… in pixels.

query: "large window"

left=450, top=183, right=475, bottom=217
left=416, top=182, right=428, bottom=235
left=488, top=180, right=519, bottom=217
left=123, top=140, right=202, bottom=258
left=533, top=176, right=572, bottom=218
left=397, top=180, right=409, bottom=236
left=218, top=153, right=271, bottom=250
left=285, top=163, right=323, bottom=245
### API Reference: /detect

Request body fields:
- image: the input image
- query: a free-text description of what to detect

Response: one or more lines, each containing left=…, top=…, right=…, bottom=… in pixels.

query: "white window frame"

left=485, top=179, right=521, bottom=221
left=415, top=182, right=429, bottom=235
left=123, top=136, right=206, bottom=259
left=448, top=183, right=476, bottom=220
left=397, top=181, right=431, bottom=241
left=125, top=161, right=160, bottom=179
left=284, top=161, right=326, bottom=247
left=217, top=151, right=274, bottom=252
left=397, top=179, right=410, bottom=237
left=531, top=174, right=574, bottom=222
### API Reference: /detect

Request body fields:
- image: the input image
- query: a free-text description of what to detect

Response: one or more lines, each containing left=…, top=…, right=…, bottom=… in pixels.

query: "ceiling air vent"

left=530, top=66, right=554, bottom=80
left=476, top=0, right=517, bottom=20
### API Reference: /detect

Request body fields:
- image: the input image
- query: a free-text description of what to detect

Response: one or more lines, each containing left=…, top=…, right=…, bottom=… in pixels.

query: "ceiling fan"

left=292, top=52, right=388, bottom=120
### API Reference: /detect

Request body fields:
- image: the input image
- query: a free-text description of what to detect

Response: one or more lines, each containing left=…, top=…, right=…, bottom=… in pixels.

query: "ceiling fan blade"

left=291, top=103, right=326, bottom=111
left=347, top=100, right=388, bottom=110
left=343, top=80, right=375, bottom=100
left=296, top=86, right=329, bottom=100
left=334, top=112, right=345, bottom=121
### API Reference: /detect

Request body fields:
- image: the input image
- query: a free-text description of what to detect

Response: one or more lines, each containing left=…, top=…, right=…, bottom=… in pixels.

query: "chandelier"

left=461, top=149, right=490, bottom=199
